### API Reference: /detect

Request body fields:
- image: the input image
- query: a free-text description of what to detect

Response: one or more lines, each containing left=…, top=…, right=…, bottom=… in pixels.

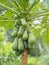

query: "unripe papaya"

left=23, top=30, right=28, bottom=40
left=14, top=20, right=19, bottom=27
left=14, top=22, right=17, bottom=27
left=20, top=18, right=27, bottom=28
left=28, top=43, right=33, bottom=49
left=11, top=29, right=17, bottom=36
left=11, top=26, right=18, bottom=36
left=17, top=26, right=24, bottom=37
left=28, top=32, right=36, bottom=45
left=14, top=20, right=21, bottom=26
left=24, top=41, right=28, bottom=49
left=12, top=37, right=18, bottom=50
left=18, top=38, right=24, bottom=51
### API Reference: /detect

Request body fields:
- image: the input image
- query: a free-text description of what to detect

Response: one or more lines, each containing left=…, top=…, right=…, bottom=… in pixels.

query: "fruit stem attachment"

left=22, top=49, right=28, bottom=65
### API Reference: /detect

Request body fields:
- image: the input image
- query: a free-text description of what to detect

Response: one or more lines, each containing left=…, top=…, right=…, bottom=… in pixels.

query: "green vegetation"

left=0, top=0, right=49, bottom=65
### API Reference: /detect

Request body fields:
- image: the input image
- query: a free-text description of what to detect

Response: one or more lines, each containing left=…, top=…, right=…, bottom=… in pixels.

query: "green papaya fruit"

left=11, top=26, right=18, bottom=36
left=17, top=26, right=24, bottom=37
left=23, top=30, right=28, bottom=40
left=14, top=22, right=18, bottom=27
left=14, top=20, right=19, bottom=27
left=18, top=38, right=24, bottom=51
left=24, top=41, right=28, bottom=49
left=28, top=32, right=36, bottom=45
left=20, top=18, right=27, bottom=28
left=28, top=43, right=33, bottom=49
left=12, top=37, right=18, bottom=50
left=11, top=29, right=17, bottom=36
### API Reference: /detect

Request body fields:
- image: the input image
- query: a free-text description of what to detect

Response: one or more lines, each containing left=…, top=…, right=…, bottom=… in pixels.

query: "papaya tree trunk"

left=22, top=49, right=28, bottom=65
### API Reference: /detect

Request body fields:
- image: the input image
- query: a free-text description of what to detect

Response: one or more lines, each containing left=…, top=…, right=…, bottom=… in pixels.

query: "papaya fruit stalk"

left=22, top=49, right=28, bottom=65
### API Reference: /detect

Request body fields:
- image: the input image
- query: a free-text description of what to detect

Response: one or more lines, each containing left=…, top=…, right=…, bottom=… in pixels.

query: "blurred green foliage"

left=0, top=41, right=21, bottom=65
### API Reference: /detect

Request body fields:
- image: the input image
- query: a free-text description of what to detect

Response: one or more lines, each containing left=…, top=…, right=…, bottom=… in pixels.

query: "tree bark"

left=22, top=49, right=28, bottom=65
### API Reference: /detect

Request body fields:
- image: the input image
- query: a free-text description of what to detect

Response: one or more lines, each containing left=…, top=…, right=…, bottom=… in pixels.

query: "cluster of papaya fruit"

left=12, top=18, right=36, bottom=51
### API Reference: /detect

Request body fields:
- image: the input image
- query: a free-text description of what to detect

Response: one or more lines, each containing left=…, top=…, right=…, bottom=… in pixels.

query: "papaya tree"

left=0, top=0, right=49, bottom=65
